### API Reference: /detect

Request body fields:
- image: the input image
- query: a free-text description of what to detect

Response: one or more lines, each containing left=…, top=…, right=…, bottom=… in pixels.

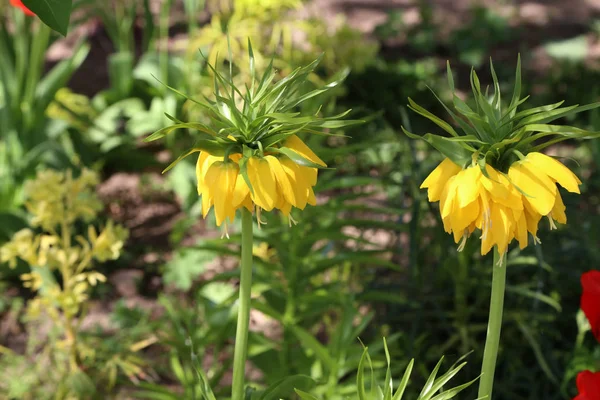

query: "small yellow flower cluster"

left=0, top=169, right=128, bottom=318
left=24, top=169, right=102, bottom=230
left=197, top=135, right=324, bottom=228
left=422, top=152, right=581, bottom=256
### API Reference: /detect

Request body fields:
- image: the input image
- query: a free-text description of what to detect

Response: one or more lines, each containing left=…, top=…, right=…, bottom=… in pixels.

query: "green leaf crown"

left=403, top=55, right=600, bottom=172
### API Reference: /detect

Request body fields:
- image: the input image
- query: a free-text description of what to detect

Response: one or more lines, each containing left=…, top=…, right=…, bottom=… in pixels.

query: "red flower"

left=582, top=270, right=600, bottom=342
left=10, top=0, right=35, bottom=16
left=575, top=371, right=600, bottom=400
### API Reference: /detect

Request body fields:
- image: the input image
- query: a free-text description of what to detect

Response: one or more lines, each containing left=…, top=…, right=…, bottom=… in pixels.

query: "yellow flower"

left=194, top=135, right=324, bottom=228
left=422, top=152, right=581, bottom=256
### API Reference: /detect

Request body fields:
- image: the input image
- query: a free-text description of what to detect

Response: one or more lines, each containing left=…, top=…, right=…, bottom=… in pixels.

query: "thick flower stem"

left=231, top=208, right=254, bottom=400
left=478, top=248, right=507, bottom=400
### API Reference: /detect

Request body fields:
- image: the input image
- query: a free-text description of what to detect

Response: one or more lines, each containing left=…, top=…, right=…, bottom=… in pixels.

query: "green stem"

left=231, top=208, right=254, bottom=400
left=477, top=247, right=507, bottom=400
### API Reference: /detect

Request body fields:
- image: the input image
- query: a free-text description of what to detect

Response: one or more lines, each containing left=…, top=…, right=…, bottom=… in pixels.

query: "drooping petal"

left=283, top=135, right=327, bottom=167
left=307, top=187, right=316, bottom=206
left=440, top=175, right=459, bottom=219
left=277, top=197, right=292, bottom=216
left=581, top=270, right=600, bottom=342
left=481, top=164, right=510, bottom=200
left=302, top=167, right=318, bottom=186
left=231, top=173, right=251, bottom=209
left=455, top=166, right=481, bottom=208
left=197, top=152, right=219, bottom=218
left=248, top=157, right=278, bottom=211
left=508, top=162, right=557, bottom=216
left=489, top=203, right=514, bottom=255
left=526, top=152, right=581, bottom=194
left=515, top=211, right=528, bottom=249
left=483, top=166, right=523, bottom=211
left=420, top=158, right=462, bottom=202
left=450, top=197, right=480, bottom=234
left=551, top=190, right=567, bottom=224
left=523, top=202, right=542, bottom=238
left=280, top=157, right=310, bottom=209
left=205, top=162, right=238, bottom=226
left=265, top=155, right=296, bottom=205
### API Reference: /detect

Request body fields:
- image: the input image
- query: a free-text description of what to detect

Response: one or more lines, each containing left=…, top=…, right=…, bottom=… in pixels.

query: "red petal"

left=581, top=271, right=600, bottom=342
left=10, top=0, right=36, bottom=16
left=575, top=371, right=600, bottom=400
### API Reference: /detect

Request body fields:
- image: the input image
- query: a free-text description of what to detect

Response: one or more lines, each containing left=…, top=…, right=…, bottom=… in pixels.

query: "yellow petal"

left=490, top=203, right=514, bottom=255
left=551, top=190, right=567, bottom=224
left=307, top=187, right=316, bottom=206
left=284, top=135, right=326, bottom=167
left=526, top=152, right=581, bottom=193
left=248, top=157, right=277, bottom=211
left=442, top=214, right=452, bottom=233
left=439, top=175, right=458, bottom=219
left=232, top=173, right=250, bottom=209
left=451, top=196, right=480, bottom=233
left=515, top=211, right=528, bottom=249
left=420, top=158, right=462, bottom=202
left=481, top=164, right=510, bottom=200
left=278, top=198, right=292, bottom=216
left=523, top=203, right=542, bottom=238
left=508, top=162, right=556, bottom=216
left=265, top=155, right=296, bottom=205
left=205, top=162, right=238, bottom=226
left=301, top=166, right=318, bottom=186
left=455, top=166, right=481, bottom=207
left=280, top=157, right=310, bottom=209
left=241, top=195, right=253, bottom=212
left=197, top=152, right=218, bottom=218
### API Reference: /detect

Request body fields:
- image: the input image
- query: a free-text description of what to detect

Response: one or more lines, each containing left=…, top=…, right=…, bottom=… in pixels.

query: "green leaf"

left=357, top=347, right=369, bottom=400
left=401, top=127, right=472, bottom=166
left=508, top=54, right=522, bottom=117
left=418, top=357, right=444, bottom=398
left=383, top=338, right=393, bottom=400
left=145, top=120, right=216, bottom=142
left=407, top=98, right=459, bottom=137
left=274, top=147, right=328, bottom=169
left=392, top=359, right=414, bottom=400
left=446, top=61, right=455, bottom=92
left=519, top=102, right=600, bottom=127
left=23, top=0, right=73, bottom=36
left=294, top=389, right=320, bottom=400
left=505, top=285, right=561, bottom=312
left=428, top=375, right=479, bottom=400
left=515, top=318, right=560, bottom=385
left=162, top=141, right=226, bottom=173
left=289, top=325, right=337, bottom=372
left=489, top=58, right=501, bottom=112
left=66, top=369, right=96, bottom=397
left=163, top=248, right=215, bottom=291
left=421, top=361, right=467, bottom=399
left=259, top=375, right=316, bottom=400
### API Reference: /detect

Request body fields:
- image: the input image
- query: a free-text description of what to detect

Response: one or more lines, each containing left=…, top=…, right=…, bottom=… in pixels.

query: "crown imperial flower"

left=424, top=151, right=581, bottom=255
left=146, top=42, right=358, bottom=232
left=406, top=57, right=600, bottom=258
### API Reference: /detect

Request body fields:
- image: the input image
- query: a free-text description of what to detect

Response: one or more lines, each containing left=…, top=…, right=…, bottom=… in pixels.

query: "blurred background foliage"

left=1, top=0, right=600, bottom=398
